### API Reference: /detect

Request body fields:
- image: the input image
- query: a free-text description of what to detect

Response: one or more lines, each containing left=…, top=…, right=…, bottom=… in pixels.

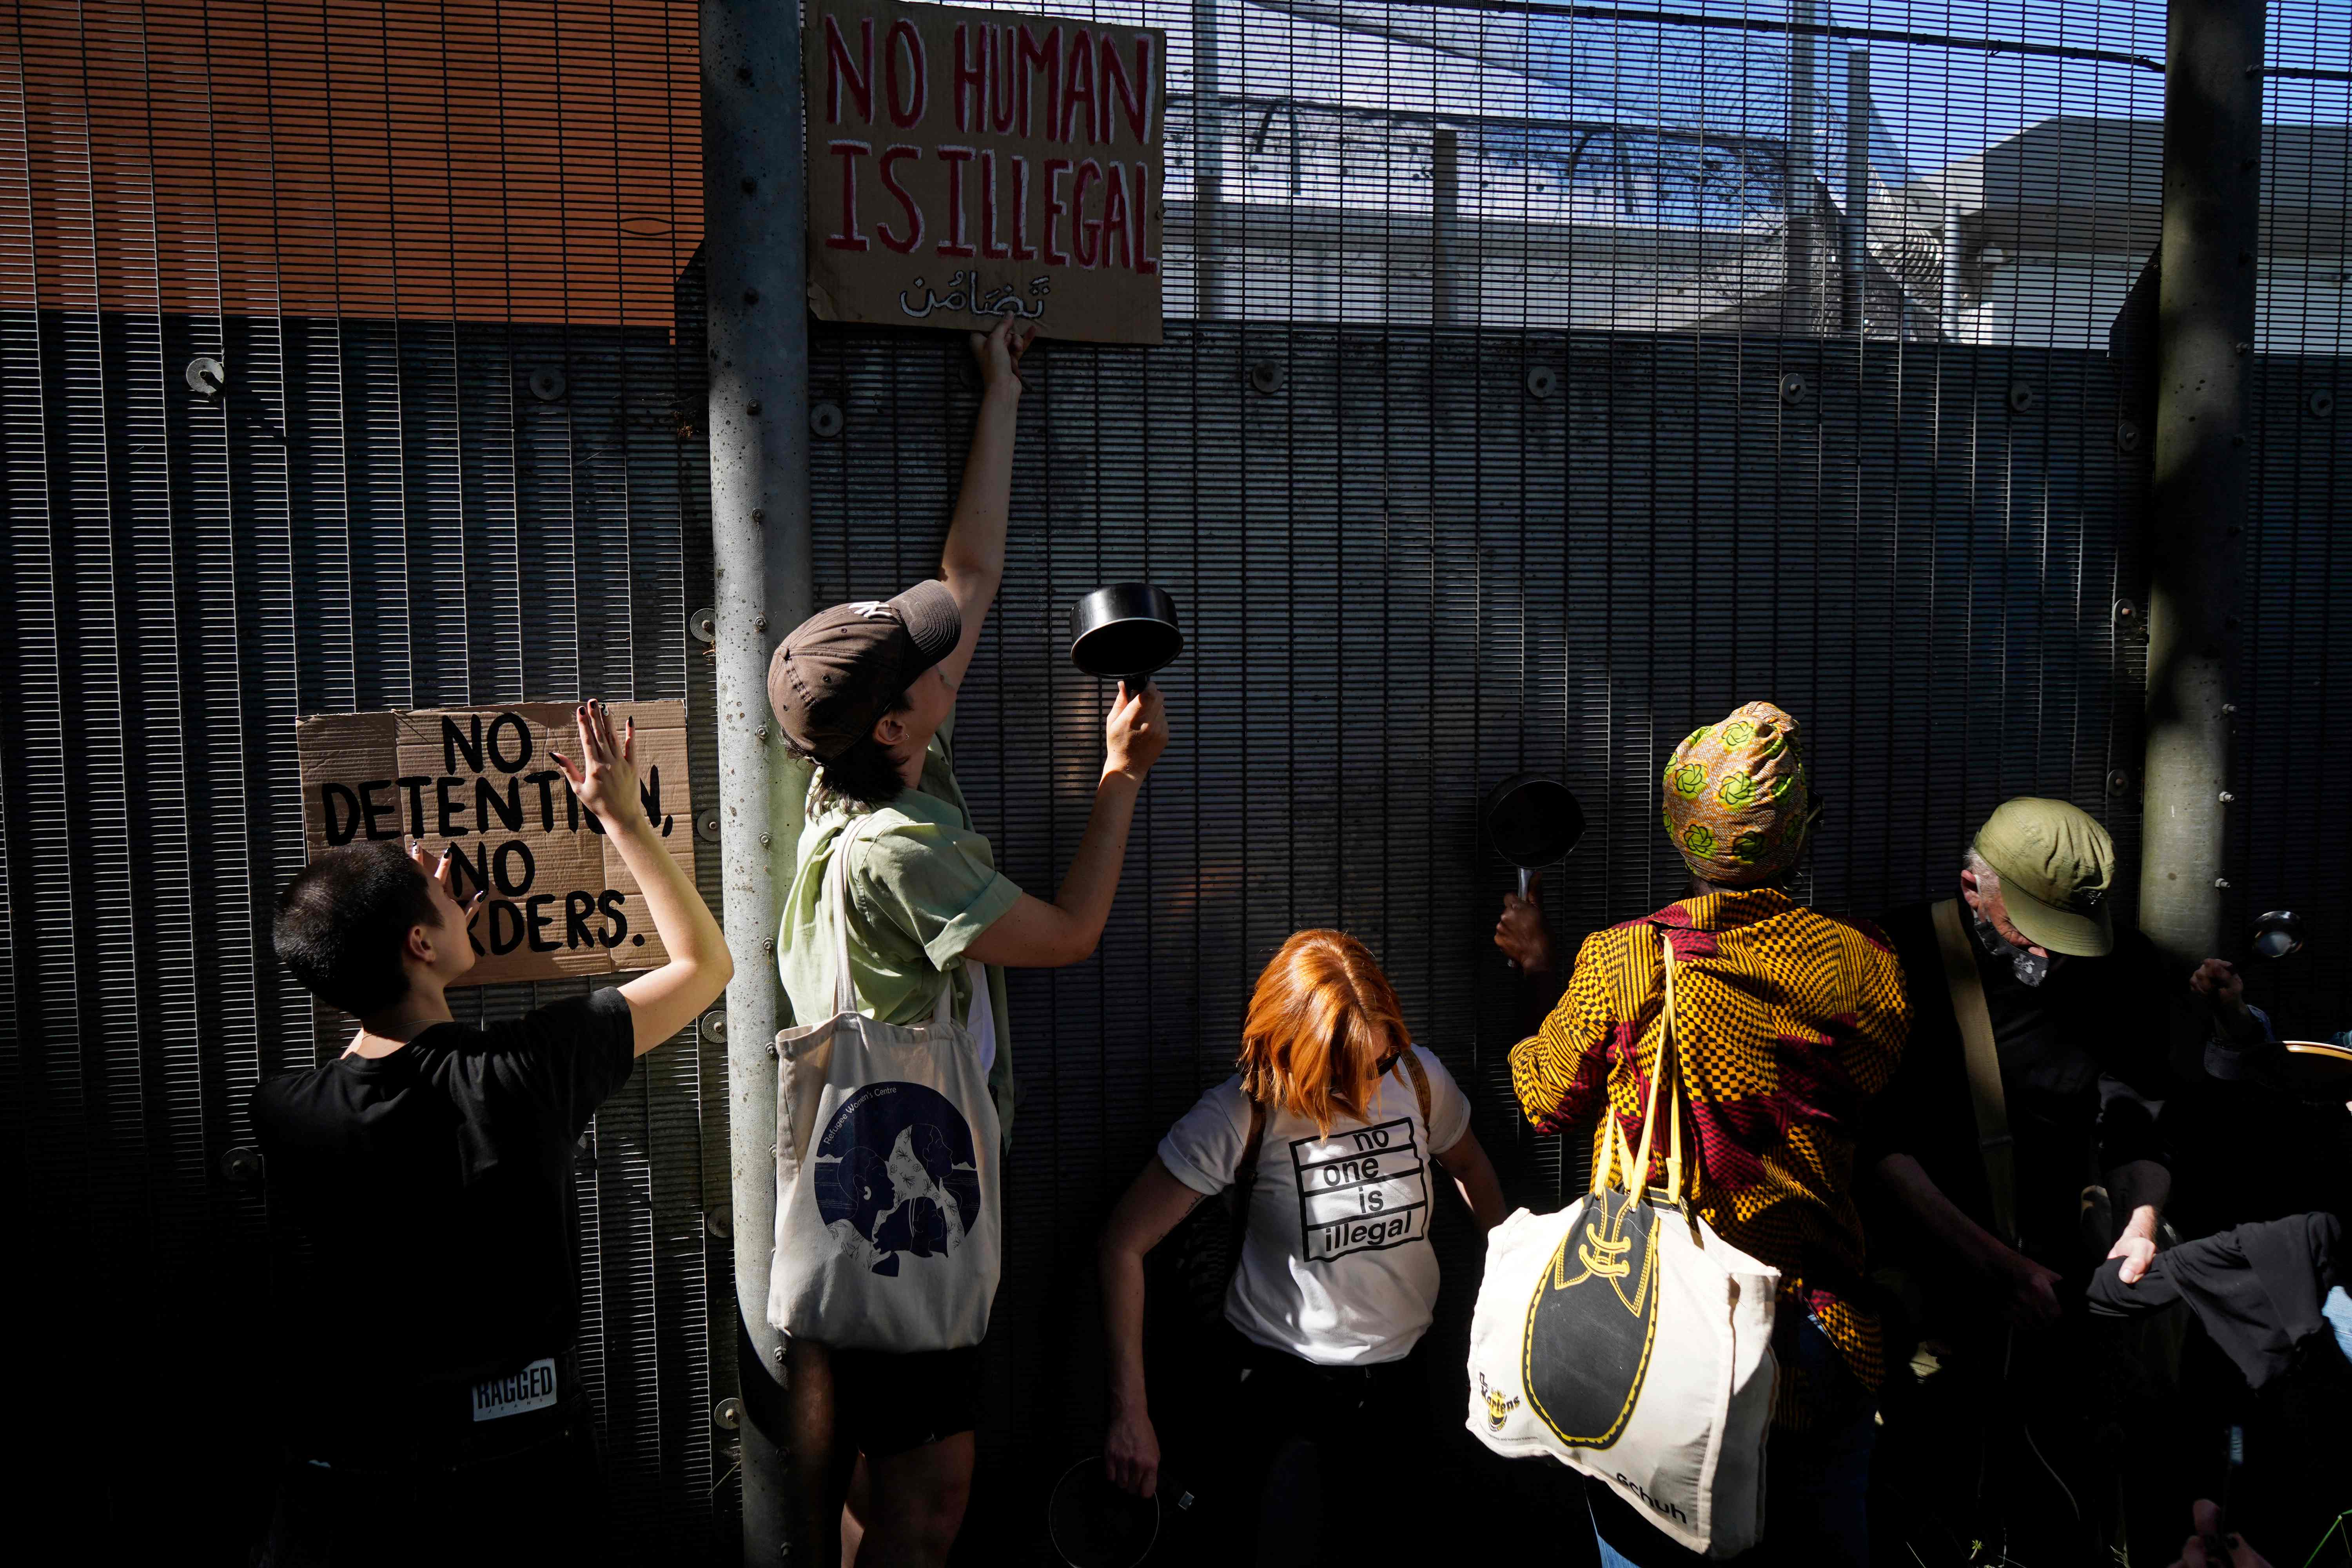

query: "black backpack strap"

left=1398, top=1048, right=1433, bottom=1134
left=1227, top=1097, right=1268, bottom=1252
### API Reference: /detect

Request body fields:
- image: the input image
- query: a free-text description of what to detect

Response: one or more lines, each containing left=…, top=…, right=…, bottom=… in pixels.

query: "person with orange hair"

left=1097, top=929, right=1506, bottom=1555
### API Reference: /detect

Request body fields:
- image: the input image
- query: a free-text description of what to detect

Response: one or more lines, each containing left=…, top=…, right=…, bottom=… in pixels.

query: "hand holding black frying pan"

left=1483, top=772, right=1585, bottom=974
left=1495, top=870, right=1554, bottom=973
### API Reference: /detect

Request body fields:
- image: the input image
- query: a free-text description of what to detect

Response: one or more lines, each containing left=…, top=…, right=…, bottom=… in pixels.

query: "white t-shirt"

left=1156, top=1047, right=1473, bottom=1366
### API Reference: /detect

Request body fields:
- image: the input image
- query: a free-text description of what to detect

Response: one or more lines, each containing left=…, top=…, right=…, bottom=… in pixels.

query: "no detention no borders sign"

left=296, top=702, right=696, bottom=989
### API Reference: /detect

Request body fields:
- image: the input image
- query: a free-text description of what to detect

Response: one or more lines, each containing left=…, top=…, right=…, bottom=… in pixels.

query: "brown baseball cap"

left=767, top=581, right=964, bottom=762
left=1973, top=797, right=2117, bottom=958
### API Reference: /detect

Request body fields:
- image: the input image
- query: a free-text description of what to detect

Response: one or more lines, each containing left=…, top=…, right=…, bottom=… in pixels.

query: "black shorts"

left=830, top=1345, right=981, bottom=1458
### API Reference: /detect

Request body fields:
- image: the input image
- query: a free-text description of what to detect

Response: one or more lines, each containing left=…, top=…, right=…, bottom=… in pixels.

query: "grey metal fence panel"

left=2240, top=354, right=2352, bottom=1034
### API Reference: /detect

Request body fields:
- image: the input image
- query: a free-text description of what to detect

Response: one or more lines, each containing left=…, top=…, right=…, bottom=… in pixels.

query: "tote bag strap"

left=1662, top=935, right=1686, bottom=1204
left=823, top=814, right=884, bottom=1016
left=1602, top=925, right=1688, bottom=1203
left=828, top=813, right=980, bottom=1044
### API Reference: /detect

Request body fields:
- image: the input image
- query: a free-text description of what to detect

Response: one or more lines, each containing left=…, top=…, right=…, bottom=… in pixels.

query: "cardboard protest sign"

left=295, top=702, right=695, bottom=989
left=805, top=0, right=1165, bottom=344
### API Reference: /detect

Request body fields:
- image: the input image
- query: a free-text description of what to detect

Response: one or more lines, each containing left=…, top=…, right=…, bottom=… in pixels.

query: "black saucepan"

left=1070, top=583, right=1183, bottom=682
left=1483, top=772, right=1586, bottom=900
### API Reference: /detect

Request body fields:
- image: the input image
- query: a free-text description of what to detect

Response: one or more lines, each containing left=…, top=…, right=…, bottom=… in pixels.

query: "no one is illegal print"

left=1292, top=1117, right=1434, bottom=1263
left=295, top=702, right=696, bottom=987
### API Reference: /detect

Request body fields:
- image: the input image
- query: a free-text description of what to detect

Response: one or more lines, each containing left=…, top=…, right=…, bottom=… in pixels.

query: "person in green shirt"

left=764, top=318, right=1172, bottom=1568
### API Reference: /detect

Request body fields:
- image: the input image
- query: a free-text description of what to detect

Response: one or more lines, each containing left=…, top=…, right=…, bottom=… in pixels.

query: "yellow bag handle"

left=1660, top=929, right=1686, bottom=1203
left=1595, top=924, right=1687, bottom=1204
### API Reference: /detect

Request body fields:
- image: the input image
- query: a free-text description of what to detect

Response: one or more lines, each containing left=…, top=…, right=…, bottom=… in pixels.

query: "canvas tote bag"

left=1466, top=927, right=1780, bottom=1557
left=766, top=814, right=1004, bottom=1351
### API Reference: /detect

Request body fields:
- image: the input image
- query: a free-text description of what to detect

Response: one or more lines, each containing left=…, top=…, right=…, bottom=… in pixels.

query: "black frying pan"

left=1070, top=583, right=1183, bottom=682
left=1047, top=1456, right=1198, bottom=1568
left=1483, top=772, right=1586, bottom=899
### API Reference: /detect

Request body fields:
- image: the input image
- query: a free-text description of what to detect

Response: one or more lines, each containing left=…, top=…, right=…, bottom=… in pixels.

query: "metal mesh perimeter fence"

left=1147, top=0, right=2347, bottom=349
left=0, top=0, right=2346, bottom=1559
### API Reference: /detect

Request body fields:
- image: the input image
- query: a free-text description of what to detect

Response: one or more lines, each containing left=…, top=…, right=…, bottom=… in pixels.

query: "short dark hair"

left=272, top=842, right=439, bottom=1017
left=810, top=689, right=913, bottom=807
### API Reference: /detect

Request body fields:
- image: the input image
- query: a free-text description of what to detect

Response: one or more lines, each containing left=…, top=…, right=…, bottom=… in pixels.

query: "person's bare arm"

left=935, top=320, right=1034, bottom=696
left=553, top=702, right=735, bottom=1056
left=963, top=683, right=1169, bottom=969
left=1434, top=1130, right=1507, bottom=1232
left=1871, top=1152, right=2062, bottom=1328
left=1098, top=1158, right=1208, bottom=1498
left=2104, top=1157, right=2171, bottom=1284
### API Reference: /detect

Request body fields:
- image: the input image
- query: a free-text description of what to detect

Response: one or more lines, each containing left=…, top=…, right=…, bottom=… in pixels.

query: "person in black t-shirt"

left=250, top=702, right=732, bottom=1567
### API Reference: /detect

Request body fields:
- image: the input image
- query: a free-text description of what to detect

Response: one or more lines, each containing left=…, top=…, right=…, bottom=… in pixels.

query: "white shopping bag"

left=767, top=816, right=1002, bottom=1351
left=1466, top=931, right=1778, bottom=1557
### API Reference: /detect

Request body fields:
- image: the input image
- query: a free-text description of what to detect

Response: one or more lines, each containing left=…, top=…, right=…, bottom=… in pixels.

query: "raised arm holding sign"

left=250, top=704, right=733, bottom=1564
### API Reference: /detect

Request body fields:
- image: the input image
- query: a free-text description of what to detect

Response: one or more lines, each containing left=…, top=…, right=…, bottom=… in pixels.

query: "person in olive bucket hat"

left=764, top=321, right=1173, bottom=1568
left=1510, top=701, right=1912, bottom=1566
left=1859, top=798, right=2251, bottom=1563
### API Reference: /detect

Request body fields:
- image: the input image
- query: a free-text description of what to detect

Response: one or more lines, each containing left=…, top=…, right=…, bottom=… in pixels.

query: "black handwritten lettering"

left=359, top=780, right=397, bottom=840
left=492, top=840, right=536, bottom=897
left=488, top=712, right=532, bottom=772
left=443, top=714, right=484, bottom=774
left=321, top=782, right=363, bottom=846
left=477, top=775, right=523, bottom=834
left=436, top=777, right=468, bottom=837
left=564, top=891, right=598, bottom=949
left=525, top=893, right=559, bottom=952
left=598, top=889, right=628, bottom=948
left=487, top=899, right=524, bottom=955
left=524, top=770, right=561, bottom=831
left=396, top=776, right=430, bottom=838
left=638, top=766, right=662, bottom=830
left=448, top=842, right=488, bottom=900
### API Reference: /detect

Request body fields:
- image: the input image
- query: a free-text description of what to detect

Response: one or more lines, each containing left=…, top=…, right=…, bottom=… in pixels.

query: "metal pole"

left=1191, top=0, right=1230, bottom=318
left=2139, top=0, right=2264, bottom=965
left=704, top=0, right=813, bottom=1560
left=1432, top=127, right=1465, bottom=326
left=1842, top=49, right=1869, bottom=333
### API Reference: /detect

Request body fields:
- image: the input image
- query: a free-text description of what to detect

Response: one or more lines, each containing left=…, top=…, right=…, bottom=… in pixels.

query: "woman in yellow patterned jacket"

left=1509, top=701, right=1910, bottom=1568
